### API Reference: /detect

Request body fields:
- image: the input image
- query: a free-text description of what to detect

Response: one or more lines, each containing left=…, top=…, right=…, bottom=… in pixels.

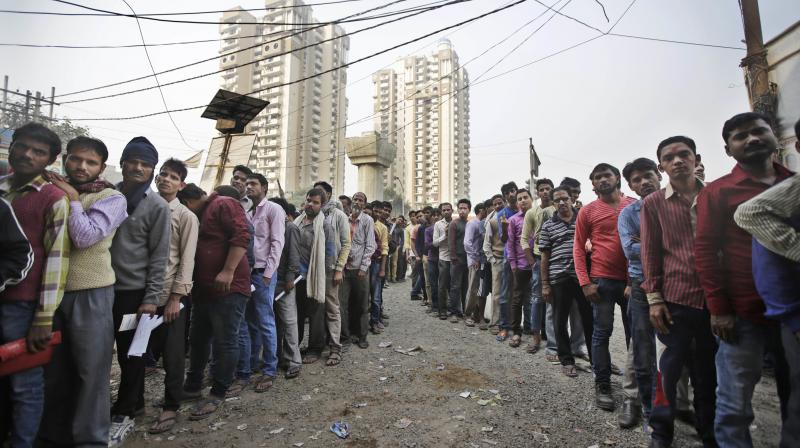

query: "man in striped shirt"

left=641, top=136, right=716, bottom=448
left=574, top=163, right=635, bottom=411
left=540, top=186, right=593, bottom=378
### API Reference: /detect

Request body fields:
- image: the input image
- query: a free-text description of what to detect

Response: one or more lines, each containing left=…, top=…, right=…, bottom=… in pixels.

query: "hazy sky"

left=2, top=0, right=797, bottom=204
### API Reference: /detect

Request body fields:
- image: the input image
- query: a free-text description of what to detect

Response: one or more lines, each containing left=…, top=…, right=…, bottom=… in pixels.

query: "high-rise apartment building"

left=219, top=1, right=349, bottom=202
left=372, top=39, right=470, bottom=209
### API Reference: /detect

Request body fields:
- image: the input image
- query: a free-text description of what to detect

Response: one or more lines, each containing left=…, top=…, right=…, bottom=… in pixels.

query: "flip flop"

left=285, top=366, right=301, bottom=379
left=189, top=397, right=223, bottom=421
left=509, top=335, right=522, bottom=348
left=148, top=413, right=177, bottom=434
left=495, top=330, right=508, bottom=342
left=302, top=353, right=320, bottom=364
left=326, top=352, right=342, bottom=366
left=254, top=376, right=274, bottom=393
left=562, top=365, right=578, bottom=378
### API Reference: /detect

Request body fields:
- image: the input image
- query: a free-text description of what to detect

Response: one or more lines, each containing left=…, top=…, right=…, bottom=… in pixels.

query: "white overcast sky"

left=2, top=0, right=797, bottom=204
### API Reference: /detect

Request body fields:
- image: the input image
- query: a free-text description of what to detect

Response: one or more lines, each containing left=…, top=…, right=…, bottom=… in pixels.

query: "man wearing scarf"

left=38, top=137, right=129, bottom=447
left=107, top=137, right=171, bottom=447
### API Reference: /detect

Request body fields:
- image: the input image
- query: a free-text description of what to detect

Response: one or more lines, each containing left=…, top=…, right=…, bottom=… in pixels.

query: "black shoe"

left=648, top=438, right=670, bottom=448
left=381, top=313, right=389, bottom=320
left=357, top=339, right=369, bottom=349
left=438, top=313, right=448, bottom=320
left=595, top=383, right=615, bottom=411
left=675, top=409, right=696, bottom=426
left=618, top=398, right=641, bottom=429
left=410, top=295, right=421, bottom=301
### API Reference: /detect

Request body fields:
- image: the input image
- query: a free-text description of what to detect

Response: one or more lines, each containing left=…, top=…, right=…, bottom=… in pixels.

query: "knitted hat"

left=120, top=136, right=158, bottom=167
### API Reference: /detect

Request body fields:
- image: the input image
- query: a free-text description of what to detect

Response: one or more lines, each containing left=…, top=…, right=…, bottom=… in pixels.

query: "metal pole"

left=1, top=76, right=7, bottom=121
left=213, top=132, right=233, bottom=189
left=49, top=87, right=55, bottom=120
left=24, top=90, right=31, bottom=121
left=34, top=91, right=41, bottom=120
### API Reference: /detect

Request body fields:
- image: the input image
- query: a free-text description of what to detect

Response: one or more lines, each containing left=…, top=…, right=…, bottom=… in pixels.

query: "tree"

left=1, top=99, right=89, bottom=144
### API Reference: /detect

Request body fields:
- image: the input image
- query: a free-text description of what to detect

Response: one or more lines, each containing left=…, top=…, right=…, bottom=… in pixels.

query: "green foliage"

left=1, top=99, right=89, bottom=144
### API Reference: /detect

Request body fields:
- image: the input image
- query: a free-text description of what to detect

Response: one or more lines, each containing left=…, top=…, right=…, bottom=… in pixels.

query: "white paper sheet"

left=126, top=304, right=184, bottom=357
left=118, top=314, right=138, bottom=332
left=274, top=275, right=303, bottom=302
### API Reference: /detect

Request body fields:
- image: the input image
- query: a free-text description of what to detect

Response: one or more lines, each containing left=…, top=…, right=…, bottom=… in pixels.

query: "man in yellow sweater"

left=39, top=136, right=128, bottom=447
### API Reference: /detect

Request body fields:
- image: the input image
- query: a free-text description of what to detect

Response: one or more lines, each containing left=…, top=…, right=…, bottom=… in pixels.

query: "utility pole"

left=739, top=0, right=775, bottom=119
left=528, top=137, right=540, bottom=196
left=0, top=76, right=59, bottom=124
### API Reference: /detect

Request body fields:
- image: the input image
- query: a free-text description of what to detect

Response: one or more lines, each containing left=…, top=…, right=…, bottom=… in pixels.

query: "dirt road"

left=122, top=281, right=781, bottom=447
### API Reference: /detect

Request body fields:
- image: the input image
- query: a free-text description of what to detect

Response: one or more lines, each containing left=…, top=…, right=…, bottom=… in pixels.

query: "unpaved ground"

left=120, top=281, right=781, bottom=447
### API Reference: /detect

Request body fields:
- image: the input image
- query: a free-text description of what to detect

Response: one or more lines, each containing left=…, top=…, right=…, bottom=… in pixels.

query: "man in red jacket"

left=179, top=187, right=251, bottom=421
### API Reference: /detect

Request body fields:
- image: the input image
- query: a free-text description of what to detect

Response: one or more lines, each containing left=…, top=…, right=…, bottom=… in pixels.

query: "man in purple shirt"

left=232, top=173, right=285, bottom=395
left=464, top=201, right=489, bottom=329
left=506, top=189, right=534, bottom=348
left=424, top=208, right=441, bottom=314
left=40, top=136, right=128, bottom=446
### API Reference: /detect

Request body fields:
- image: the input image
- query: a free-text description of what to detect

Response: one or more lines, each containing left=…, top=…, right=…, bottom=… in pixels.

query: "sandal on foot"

left=478, top=322, right=489, bottom=331
left=562, top=365, right=578, bottom=378
left=225, top=379, right=248, bottom=398
left=302, top=353, right=320, bottom=364
left=326, top=352, right=342, bottom=366
left=509, top=335, right=522, bottom=348
left=495, top=330, right=509, bottom=341
left=464, top=318, right=475, bottom=327
left=526, top=335, right=541, bottom=354
left=254, top=376, right=274, bottom=393
left=285, top=366, right=301, bottom=379
left=149, top=412, right=177, bottom=434
left=489, top=326, right=500, bottom=335
left=545, top=353, right=560, bottom=364
left=189, top=397, right=223, bottom=421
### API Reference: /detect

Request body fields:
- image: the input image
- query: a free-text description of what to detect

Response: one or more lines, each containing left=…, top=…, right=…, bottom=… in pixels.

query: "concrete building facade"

left=372, top=39, right=470, bottom=209
left=219, top=1, right=349, bottom=202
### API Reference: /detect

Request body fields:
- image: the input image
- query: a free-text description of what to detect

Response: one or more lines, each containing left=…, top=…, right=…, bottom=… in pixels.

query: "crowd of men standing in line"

left=398, top=112, right=799, bottom=448
left=0, top=110, right=798, bottom=448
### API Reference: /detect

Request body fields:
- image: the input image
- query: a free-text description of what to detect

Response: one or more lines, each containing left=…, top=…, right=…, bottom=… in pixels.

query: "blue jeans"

left=628, top=280, right=655, bottom=415
left=0, top=301, right=42, bottom=448
left=369, top=260, right=384, bottom=324
left=591, top=278, right=629, bottom=386
left=499, top=260, right=511, bottom=330
left=410, top=260, right=425, bottom=298
left=529, top=257, right=544, bottom=333
left=186, top=293, right=247, bottom=397
left=649, top=302, right=717, bottom=445
left=248, top=273, right=278, bottom=378
left=426, top=258, right=439, bottom=309
left=715, top=318, right=791, bottom=447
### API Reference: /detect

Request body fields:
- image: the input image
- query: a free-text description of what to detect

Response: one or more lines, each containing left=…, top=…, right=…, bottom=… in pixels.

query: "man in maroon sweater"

left=695, top=112, right=794, bottom=446
left=179, top=188, right=251, bottom=421
left=0, top=122, right=69, bottom=447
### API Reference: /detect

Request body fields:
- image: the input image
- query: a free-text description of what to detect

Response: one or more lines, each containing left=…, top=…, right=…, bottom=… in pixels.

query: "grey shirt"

left=111, top=188, right=171, bottom=306
left=277, top=221, right=301, bottom=282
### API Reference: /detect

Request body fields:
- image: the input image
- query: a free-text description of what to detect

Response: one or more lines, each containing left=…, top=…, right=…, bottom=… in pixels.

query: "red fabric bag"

left=0, top=330, right=61, bottom=377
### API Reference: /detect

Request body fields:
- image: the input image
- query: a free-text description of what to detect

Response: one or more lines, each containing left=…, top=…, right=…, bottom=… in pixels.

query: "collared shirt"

left=432, top=219, right=451, bottom=261
left=248, top=199, right=286, bottom=278
left=695, top=162, right=794, bottom=322
left=617, top=200, right=643, bottom=282
left=68, top=193, right=128, bottom=248
left=734, top=173, right=800, bottom=262
left=425, top=224, right=438, bottom=261
left=464, top=218, right=486, bottom=266
left=374, top=220, right=389, bottom=257
left=160, top=198, right=199, bottom=305
left=346, top=212, right=376, bottom=272
left=483, top=210, right=504, bottom=262
left=539, top=212, right=578, bottom=284
left=0, top=174, right=70, bottom=327
left=193, top=195, right=251, bottom=300
left=448, top=217, right=467, bottom=264
left=506, top=211, right=530, bottom=271
left=752, top=219, right=800, bottom=332
left=521, top=205, right=555, bottom=256
left=641, top=181, right=705, bottom=309
left=573, top=194, right=636, bottom=286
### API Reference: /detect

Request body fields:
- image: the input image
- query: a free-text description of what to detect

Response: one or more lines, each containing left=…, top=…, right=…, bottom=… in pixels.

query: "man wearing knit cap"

left=39, top=136, right=128, bottom=447
left=108, top=136, right=171, bottom=447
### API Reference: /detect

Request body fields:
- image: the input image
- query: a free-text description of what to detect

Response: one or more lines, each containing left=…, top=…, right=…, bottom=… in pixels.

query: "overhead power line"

left=35, top=0, right=436, bottom=26
left=54, top=0, right=425, bottom=98
left=65, top=0, right=529, bottom=121
left=119, top=0, right=193, bottom=151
